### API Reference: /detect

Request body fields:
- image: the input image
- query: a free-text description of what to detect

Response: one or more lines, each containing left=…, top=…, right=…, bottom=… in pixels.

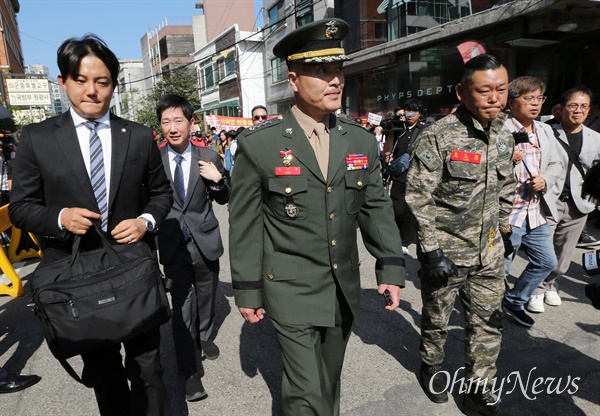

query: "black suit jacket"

left=157, top=145, right=228, bottom=265
left=9, top=111, right=173, bottom=260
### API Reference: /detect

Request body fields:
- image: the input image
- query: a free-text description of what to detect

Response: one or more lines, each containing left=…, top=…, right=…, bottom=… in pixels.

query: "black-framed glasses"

left=521, top=95, right=547, bottom=103
left=253, top=114, right=268, bottom=121
left=565, top=103, right=590, bottom=111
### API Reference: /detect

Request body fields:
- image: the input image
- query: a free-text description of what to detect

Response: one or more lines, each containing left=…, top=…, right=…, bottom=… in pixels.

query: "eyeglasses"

left=565, top=103, right=590, bottom=111
left=253, top=114, right=268, bottom=121
left=521, top=95, right=547, bottom=103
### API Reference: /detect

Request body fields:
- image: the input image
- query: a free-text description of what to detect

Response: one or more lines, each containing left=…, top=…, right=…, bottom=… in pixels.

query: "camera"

left=191, top=131, right=203, bottom=138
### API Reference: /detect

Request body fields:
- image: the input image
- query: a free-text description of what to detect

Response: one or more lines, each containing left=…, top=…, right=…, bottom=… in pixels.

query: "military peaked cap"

left=273, top=18, right=351, bottom=64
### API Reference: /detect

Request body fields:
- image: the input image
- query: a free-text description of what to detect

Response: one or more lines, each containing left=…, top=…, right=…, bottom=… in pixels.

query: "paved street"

left=1, top=203, right=599, bottom=415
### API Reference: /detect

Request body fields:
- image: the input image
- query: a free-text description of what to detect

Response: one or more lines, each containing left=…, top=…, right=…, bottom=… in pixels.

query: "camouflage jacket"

left=405, top=106, right=516, bottom=268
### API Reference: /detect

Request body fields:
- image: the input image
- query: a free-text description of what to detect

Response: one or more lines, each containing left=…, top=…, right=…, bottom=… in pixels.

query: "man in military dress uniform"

left=228, top=19, right=406, bottom=416
left=406, top=54, right=515, bottom=416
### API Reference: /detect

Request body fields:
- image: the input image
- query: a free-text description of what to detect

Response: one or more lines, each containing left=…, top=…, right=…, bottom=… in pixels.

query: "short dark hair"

left=156, top=94, right=194, bottom=121
left=57, top=34, right=119, bottom=85
left=560, top=85, right=593, bottom=106
left=460, top=54, right=503, bottom=86
left=508, top=76, right=546, bottom=99
left=403, top=98, right=423, bottom=113
left=251, top=105, right=267, bottom=115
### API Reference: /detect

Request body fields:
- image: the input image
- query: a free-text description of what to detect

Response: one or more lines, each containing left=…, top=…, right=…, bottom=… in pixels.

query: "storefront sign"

left=376, top=84, right=454, bottom=102
left=6, top=78, right=51, bottom=106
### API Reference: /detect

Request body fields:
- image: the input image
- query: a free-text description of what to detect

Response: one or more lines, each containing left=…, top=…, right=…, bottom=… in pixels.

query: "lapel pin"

left=121, top=128, right=127, bottom=133
left=338, top=126, right=343, bottom=131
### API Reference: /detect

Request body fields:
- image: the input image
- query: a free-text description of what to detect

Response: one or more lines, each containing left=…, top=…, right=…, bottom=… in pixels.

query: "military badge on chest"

left=277, top=150, right=301, bottom=219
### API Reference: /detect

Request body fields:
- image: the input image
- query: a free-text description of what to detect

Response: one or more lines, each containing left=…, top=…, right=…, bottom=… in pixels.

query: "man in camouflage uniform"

left=406, top=54, right=514, bottom=416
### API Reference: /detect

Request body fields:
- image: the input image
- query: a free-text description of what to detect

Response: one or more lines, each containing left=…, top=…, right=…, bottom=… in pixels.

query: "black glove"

left=501, top=230, right=514, bottom=258
left=420, top=249, right=458, bottom=280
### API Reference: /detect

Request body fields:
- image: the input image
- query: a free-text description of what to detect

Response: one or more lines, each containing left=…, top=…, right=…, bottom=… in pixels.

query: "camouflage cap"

left=273, top=18, right=351, bottom=64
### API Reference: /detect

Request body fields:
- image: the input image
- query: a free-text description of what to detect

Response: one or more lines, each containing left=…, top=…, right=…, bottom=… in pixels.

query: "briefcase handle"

left=70, top=223, right=121, bottom=273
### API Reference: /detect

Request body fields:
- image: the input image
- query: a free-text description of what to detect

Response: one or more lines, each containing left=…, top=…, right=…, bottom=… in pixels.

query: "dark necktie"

left=85, top=121, right=107, bottom=231
left=174, top=154, right=190, bottom=240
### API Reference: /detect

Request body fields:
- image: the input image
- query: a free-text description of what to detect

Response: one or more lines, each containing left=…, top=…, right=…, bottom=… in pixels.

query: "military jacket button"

left=329, top=213, right=335, bottom=221
left=327, top=186, right=333, bottom=193
left=285, top=187, right=292, bottom=194
left=331, top=240, right=337, bottom=247
left=267, top=274, right=274, bottom=280
left=333, top=263, right=339, bottom=271
left=357, top=181, right=363, bottom=187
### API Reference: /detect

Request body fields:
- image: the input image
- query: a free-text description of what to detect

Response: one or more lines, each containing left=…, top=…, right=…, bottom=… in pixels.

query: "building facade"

left=110, top=60, right=147, bottom=120
left=140, top=18, right=196, bottom=95
left=193, top=24, right=265, bottom=120
left=260, top=1, right=600, bottom=122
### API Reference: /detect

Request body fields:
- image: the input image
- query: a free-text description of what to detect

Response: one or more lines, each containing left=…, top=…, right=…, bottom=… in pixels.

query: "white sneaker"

left=527, top=294, right=545, bottom=313
left=544, top=290, right=562, bottom=306
left=402, top=246, right=409, bottom=255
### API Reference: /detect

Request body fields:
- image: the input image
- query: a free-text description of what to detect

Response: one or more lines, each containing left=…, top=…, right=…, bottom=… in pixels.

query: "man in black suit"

left=156, top=95, right=228, bottom=402
left=9, top=35, right=173, bottom=416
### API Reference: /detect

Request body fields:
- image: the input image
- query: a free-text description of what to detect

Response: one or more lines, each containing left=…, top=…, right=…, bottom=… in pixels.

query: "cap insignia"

left=325, top=21, right=339, bottom=39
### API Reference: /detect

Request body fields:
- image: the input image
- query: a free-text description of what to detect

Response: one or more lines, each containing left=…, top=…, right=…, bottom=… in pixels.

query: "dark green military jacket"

left=229, top=110, right=405, bottom=327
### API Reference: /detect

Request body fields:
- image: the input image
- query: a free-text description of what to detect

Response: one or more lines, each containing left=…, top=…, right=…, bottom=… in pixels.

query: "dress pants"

left=535, top=198, right=588, bottom=295
left=420, top=258, right=504, bottom=380
left=165, top=237, right=219, bottom=376
left=270, top=286, right=353, bottom=416
left=390, top=181, right=416, bottom=246
left=80, top=327, right=171, bottom=416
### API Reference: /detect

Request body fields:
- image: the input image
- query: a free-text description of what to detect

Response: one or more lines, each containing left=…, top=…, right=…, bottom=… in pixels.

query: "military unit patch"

left=417, top=148, right=442, bottom=171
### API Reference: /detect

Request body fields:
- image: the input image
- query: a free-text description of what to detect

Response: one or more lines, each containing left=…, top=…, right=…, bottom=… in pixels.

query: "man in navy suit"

left=156, top=95, right=228, bottom=402
left=9, top=34, right=172, bottom=416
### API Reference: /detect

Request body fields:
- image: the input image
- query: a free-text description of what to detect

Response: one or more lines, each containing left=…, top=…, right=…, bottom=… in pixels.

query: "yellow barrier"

left=0, top=204, right=44, bottom=297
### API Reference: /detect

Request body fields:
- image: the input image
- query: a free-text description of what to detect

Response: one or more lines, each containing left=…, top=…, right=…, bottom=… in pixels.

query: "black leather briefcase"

left=30, top=225, right=170, bottom=380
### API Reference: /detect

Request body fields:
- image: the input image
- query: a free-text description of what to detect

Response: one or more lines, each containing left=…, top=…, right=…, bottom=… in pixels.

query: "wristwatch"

left=144, top=219, right=155, bottom=233
left=214, top=178, right=225, bottom=188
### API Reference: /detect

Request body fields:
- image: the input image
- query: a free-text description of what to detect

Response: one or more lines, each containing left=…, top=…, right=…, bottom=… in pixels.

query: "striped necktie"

left=85, top=121, right=108, bottom=231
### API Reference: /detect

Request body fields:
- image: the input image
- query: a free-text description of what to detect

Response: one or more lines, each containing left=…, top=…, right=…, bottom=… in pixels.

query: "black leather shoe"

left=0, top=373, right=41, bottom=394
left=185, top=374, right=207, bottom=402
left=418, top=363, right=448, bottom=403
left=463, top=391, right=505, bottom=416
left=200, top=339, right=220, bottom=360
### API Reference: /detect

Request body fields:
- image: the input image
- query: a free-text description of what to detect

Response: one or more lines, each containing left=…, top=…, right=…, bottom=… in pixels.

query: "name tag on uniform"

left=450, top=150, right=481, bottom=164
left=275, top=166, right=301, bottom=176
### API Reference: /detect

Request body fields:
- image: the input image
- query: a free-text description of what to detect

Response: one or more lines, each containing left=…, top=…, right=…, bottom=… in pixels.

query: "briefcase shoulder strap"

left=59, top=358, right=84, bottom=384
left=553, top=127, right=586, bottom=178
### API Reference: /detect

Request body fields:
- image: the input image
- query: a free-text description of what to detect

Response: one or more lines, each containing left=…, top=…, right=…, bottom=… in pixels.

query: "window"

left=374, top=22, right=387, bottom=40
left=271, top=58, right=285, bottom=83
left=268, top=0, right=284, bottom=31
left=295, top=0, right=313, bottom=27
left=204, top=64, right=214, bottom=88
left=225, top=54, right=236, bottom=77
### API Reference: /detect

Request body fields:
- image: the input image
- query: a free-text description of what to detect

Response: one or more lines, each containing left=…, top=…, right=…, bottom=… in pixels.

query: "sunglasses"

left=253, top=114, right=268, bottom=121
